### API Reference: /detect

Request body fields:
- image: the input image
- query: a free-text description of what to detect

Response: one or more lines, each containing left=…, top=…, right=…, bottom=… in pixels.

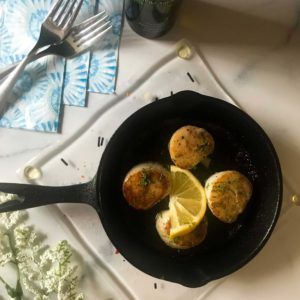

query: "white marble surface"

left=1, top=0, right=300, bottom=299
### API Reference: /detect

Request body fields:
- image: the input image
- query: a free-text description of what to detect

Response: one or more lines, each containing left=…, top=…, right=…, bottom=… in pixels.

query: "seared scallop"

left=122, top=163, right=171, bottom=210
left=169, top=125, right=214, bottom=169
left=156, top=210, right=208, bottom=249
left=205, top=171, right=253, bottom=223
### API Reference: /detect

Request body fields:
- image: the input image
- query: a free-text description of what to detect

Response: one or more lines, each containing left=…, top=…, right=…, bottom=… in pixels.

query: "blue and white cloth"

left=0, top=0, right=123, bottom=132
left=88, top=0, right=122, bottom=94
left=63, top=0, right=96, bottom=107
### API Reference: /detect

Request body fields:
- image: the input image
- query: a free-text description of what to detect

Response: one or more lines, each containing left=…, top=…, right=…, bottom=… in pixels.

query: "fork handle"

left=0, top=50, right=48, bottom=81
left=0, top=48, right=39, bottom=116
left=0, top=63, right=19, bottom=81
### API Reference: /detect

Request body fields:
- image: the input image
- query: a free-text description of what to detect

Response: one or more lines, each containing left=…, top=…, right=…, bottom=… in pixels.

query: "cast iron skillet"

left=0, top=91, right=282, bottom=287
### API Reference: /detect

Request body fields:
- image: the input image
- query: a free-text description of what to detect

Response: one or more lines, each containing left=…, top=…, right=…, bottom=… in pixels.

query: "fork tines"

left=72, top=10, right=112, bottom=48
left=49, top=0, right=83, bottom=29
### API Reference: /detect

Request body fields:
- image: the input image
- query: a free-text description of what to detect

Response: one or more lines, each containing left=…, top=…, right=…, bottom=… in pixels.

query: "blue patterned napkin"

left=0, top=0, right=65, bottom=132
left=0, top=0, right=123, bottom=132
left=63, top=0, right=96, bottom=107
left=89, top=0, right=122, bottom=94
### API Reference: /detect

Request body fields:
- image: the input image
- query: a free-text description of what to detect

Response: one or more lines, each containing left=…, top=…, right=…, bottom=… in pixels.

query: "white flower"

left=0, top=192, right=84, bottom=299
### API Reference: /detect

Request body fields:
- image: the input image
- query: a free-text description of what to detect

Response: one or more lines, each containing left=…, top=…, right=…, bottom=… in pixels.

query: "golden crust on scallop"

left=169, top=126, right=214, bottom=169
left=156, top=210, right=208, bottom=249
left=205, top=171, right=253, bottom=223
left=122, top=163, right=171, bottom=210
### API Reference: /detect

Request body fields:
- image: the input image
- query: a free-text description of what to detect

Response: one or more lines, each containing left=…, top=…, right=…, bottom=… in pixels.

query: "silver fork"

left=0, top=11, right=112, bottom=80
left=0, top=0, right=83, bottom=115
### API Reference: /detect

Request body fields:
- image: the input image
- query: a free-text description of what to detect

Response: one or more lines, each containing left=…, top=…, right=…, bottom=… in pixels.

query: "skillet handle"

left=0, top=179, right=99, bottom=213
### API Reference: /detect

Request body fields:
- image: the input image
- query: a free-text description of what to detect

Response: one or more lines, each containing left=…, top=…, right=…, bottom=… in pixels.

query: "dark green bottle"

left=125, top=0, right=182, bottom=39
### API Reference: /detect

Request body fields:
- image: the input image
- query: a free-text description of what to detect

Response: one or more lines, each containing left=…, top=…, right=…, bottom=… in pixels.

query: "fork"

left=0, top=11, right=112, bottom=81
left=0, top=0, right=83, bottom=115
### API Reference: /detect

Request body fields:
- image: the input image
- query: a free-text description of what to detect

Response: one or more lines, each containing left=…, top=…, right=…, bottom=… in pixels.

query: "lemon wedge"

left=169, top=165, right=207, bottom=238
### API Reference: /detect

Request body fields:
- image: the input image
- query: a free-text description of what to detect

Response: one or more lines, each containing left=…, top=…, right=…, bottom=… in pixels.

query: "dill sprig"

left=0, top=192, right=84, bottom=300
left=140, top=170, right=152, bottom=187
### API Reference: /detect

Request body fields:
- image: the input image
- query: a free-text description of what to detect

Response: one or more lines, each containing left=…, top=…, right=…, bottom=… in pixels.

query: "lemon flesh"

left=169, top=165, right=207, bottom=238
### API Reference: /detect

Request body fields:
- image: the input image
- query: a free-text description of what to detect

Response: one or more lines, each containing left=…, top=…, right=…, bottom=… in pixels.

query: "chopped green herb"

left=197, top=140, right=209, bottom=152
left=214, top=182, right=227, bottom=192
left=173, top=237, right=180, bottom=243
left=140, top=170, right=151, bottom=187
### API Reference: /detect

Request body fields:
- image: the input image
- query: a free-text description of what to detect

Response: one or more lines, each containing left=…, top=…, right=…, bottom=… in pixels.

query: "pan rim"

left=97, top=90, right=283, bottom=287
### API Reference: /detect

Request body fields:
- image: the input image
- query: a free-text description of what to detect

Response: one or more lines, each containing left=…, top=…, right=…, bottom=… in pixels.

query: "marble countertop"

left=0, top=0, right=300, bottom=299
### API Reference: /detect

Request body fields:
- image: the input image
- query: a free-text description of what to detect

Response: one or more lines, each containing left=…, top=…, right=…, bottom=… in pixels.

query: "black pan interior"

left=97, top=91, right=282, bottom=287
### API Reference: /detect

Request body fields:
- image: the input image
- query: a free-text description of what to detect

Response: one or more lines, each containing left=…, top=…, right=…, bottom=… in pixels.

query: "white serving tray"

left=15, top=40, right=295, bottom=300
